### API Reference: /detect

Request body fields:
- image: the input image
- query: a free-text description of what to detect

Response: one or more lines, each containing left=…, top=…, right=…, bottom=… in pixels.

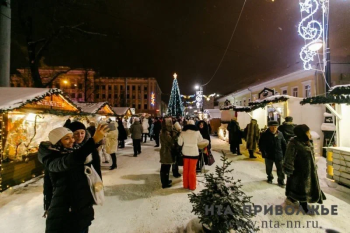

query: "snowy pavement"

left=1, top=137, right=350, bottom=233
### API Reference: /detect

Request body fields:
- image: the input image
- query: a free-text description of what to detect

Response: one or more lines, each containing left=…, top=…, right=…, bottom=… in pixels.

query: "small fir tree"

left=167, top=73, right=184, bottom=117
left=188, top=151, right=259, bottom=233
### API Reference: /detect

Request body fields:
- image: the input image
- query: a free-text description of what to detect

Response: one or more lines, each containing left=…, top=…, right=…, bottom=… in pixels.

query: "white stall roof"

left=205, top=109, right=221, bottom=118
left=112, top=107, right=130, bottom=115
left=0, top=87, right=75, bottom=111
left=75, top=102, right=110, bottom=114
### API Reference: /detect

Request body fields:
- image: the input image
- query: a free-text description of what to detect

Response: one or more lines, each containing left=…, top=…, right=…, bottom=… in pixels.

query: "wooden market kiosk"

left=75, top=102, right=116, bottom=123
left=0, top=88, right=79, bottom=192
left=301, top=85, right=350, bottom=187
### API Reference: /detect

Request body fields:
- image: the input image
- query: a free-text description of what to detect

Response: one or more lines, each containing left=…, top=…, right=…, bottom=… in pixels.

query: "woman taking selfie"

left=39, top=124, right=109, bottom=233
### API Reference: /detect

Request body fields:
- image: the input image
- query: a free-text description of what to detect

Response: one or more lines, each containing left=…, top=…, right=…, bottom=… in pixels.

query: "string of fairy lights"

left=181, top=93, right=217, bottom=106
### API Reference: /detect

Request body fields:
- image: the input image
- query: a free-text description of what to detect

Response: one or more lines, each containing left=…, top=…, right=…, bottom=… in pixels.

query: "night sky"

left=10, top=0, right=350, bottom=99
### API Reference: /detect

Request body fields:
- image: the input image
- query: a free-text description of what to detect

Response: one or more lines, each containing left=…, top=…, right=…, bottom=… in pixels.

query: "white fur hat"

left=174, top=122, right=182, bottom=131
left=188, top=120, right=195, bottom=125
left=49, top=127, right=73, bottom=145
left=134, top=117, right=140, bottom=122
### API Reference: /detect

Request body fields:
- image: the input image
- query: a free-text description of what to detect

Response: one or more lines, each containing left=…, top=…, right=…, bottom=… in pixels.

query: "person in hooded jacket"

left=142, top=118, right=150, bottom=143
left=105, top=120, right=119, bottom=170
left=118, top=118, right=127, bottom=149
left=278, top=116, right=296, bottom=143
left=159, top=118, right=175, bottom=188
left=283, top=124, right=326, bottom=213
left=39, top=124, right=108, bottom=233
left=178, top=120, right=203, bottom=190
left=196, top=120, right=211, bottom=172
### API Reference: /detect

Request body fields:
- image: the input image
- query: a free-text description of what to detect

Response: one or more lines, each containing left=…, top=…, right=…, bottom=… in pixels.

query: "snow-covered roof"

left=0, top=87, right=77, bottom=112
left=112, top=107, right=131, bottom=115
left=329, top=84, right=350, bottom=91
left=250, top=95, right=291, bottom=104
left=204, top=109, right=221, bottom=118
left=75, top=102, right=114, bottom=114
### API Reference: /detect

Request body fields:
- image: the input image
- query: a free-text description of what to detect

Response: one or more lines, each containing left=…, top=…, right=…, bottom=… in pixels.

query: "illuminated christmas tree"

left=167, top=73, right=184, bottom=117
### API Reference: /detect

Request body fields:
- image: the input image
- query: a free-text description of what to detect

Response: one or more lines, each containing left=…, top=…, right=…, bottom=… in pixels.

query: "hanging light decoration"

left=298, top=0, right=326, bottom=70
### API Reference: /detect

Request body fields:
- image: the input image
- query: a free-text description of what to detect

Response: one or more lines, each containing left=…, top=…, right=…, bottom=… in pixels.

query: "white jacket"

left=142, top=119, right=149, bottom=133
left=105, top=122, right=119, bottom=154
left=178, top=129, right=203, bottom=156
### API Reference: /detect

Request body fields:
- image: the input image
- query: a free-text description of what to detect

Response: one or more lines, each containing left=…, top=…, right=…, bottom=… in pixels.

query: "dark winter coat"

left=153, top=121, right=161, bottom=135
left=197, top=120, right=211, bottom=149
left=86, top=126, right=96, bottom=138
left=227, top=120, right=242, bottom=145
left=117, top=120, right=127, bottom=141
left=160, top=127, right=175, bottom=164
left=129, top=121, right=143, bottom=139
left=245, top=120, right=260, bottom=150
left=259, top=129, right=287, bottom=161
left=39, top=138, right=101, bottom=233
left=278, top=122, right=296, bottom=143
left=283, top=138, right=326, bottom=203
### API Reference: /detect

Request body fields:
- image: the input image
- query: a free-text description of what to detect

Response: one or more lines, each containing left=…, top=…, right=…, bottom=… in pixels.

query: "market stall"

left=301, top=85, right=350, bottom=187
left=112, top=107, right=132, bottom=118
left=203, top=109, right=221, bottom=135
left=0, top=88, right=79, bottom=191
left=75, top=102, right=116, bottom=123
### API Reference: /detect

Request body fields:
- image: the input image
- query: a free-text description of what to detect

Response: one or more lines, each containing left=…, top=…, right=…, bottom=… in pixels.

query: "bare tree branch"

left=28, top=38, right=46, bottom=45
left=44, top=68, right=73, bottom=87
left=66, top=23, right=108, bottom=37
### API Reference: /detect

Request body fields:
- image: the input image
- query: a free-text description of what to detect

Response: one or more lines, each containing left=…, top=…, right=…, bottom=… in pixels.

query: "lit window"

left=293, top=88, right=298, bottom=97
left=305, top=85, right=311, bottom=98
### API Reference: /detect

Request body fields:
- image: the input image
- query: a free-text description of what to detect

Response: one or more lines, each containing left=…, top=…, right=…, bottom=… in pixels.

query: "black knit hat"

left=285, top=116, right=293, bottom=122
left=67, top=121, right=86, bottom=132
left=268, top=120, right=279, bottom=126
left=294, top=124, right=310, bottom=142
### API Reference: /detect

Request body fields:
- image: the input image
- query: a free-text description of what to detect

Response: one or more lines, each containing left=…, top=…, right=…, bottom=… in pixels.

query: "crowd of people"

left=227, top=116, right=326, bottom=214
left=37, top=113, right=326, bottom=232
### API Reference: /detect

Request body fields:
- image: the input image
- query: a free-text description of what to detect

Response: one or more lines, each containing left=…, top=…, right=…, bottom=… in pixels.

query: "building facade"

left=11, top=67, right=162, bottom=115
left=217, top=70, right=319, bottom=106
left=94, top=77, right=161, bottom=115
left=217, top=65, right=350, bottom=107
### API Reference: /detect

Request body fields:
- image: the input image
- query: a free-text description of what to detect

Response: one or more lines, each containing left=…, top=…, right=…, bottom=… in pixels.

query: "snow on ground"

left=1, top=137, right=350, bottom=233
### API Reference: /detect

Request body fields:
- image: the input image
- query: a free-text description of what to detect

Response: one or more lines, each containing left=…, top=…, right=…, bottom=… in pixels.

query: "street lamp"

left=195, top=85, right=199, bottom=90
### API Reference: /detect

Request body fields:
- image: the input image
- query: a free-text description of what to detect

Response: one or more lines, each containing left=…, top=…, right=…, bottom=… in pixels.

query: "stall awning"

left=112, top=107, right=131, bottom=116
left=75, top=102, right=115, bottom=115
left=0, top=87, right=78, bottom=113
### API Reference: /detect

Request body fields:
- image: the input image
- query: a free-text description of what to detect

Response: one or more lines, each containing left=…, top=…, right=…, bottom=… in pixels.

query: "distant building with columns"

left=10, top=67, right=163, bottom=115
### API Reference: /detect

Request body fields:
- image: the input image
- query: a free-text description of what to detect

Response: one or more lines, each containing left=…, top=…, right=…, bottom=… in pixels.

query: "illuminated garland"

left=300, top=95, right=350, bottom=105
left=298, top=0, right=325, bottom=70
left=0, top=89, right=78, bottom=114
left=220, top=105, right=252, bottom=112
left=248, top=96, right=289, bottom=109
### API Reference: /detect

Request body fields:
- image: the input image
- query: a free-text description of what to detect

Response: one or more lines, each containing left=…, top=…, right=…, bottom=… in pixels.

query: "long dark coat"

left=227, top=120, right=242, bottom=145
left=283, top=138, right=326, bottom=203
left=117, top=120, right=127, bottom=140
left=160, top=122, right=175, bottom=164
left=245, top=120, right=260, bottom=150
left=197, top=120, right=211, bottom=149
left=39, top=138, right=100, bottom=233
left=259, top=129, right=287, bottom=161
